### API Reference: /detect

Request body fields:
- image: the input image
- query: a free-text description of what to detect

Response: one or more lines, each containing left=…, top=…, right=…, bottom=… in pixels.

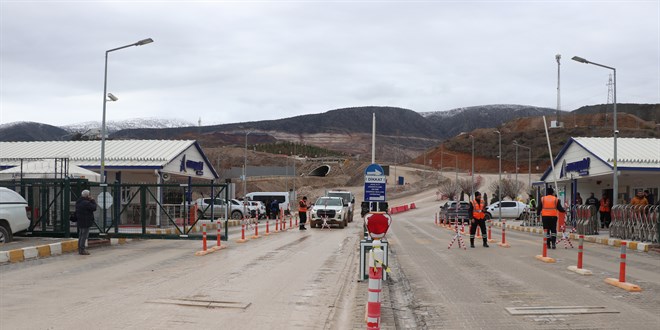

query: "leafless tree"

left=437, top=179, right=461, bottom=201
left=488, top=178, right=525, bottom=201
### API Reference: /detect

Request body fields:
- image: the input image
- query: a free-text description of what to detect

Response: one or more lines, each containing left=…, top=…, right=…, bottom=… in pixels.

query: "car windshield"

left=315, top=198, right=342, bottom=206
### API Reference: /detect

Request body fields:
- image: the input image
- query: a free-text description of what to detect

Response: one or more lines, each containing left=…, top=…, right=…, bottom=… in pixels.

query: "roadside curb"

left=490, top=222, right=650, bottom=252
left=0, top=238, right=135, bottom=265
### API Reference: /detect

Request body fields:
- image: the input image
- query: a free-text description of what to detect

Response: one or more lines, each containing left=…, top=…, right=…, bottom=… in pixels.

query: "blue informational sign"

left=364, top=163, right=386, bottom=202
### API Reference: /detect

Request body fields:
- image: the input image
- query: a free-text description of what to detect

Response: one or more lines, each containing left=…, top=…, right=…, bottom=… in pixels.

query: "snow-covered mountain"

left=420, top=104, right=558, bottom=119
left=62, top=118, right=195, bottom=133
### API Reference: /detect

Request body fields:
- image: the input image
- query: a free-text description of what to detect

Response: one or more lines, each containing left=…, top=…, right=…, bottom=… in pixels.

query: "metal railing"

left=610, top=204, right=659, bottom=243
left=572, top=205, right=599, bottom=236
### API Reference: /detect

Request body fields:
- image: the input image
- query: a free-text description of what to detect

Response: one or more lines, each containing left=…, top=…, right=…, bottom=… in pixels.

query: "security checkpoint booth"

left=0, top=140, right=229, bottom=239
left=538, top=137, right=659, bottom=242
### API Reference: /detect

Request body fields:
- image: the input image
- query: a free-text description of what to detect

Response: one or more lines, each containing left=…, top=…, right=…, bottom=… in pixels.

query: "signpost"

left=97, top=192, right=113, bottom=209
left=364, top=163, right=386, bottom=202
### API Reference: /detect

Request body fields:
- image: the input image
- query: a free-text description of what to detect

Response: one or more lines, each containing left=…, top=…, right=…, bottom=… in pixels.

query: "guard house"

left=0, top=140, right=221, bottom=229
left=539, top=137, right=660, bottom=206
left=0, top=140, right=219, bottom=183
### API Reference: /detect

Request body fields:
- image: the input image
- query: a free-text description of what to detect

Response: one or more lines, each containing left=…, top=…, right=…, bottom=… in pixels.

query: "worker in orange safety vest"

left=468, top=191, right=489, bottom=248
left=298, top=196, right=308, bottom=230
left=536, top=187, right=566, bottom=249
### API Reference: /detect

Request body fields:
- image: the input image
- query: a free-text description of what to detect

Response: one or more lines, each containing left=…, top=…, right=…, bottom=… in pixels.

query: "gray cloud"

left=1, top=1, right=658, bottom=126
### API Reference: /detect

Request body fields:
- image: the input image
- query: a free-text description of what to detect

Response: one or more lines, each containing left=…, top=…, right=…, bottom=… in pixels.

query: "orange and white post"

left=568, top=235, right=591, bottom=275
left=605, top=242, right=642, bottom=292
left=535, top=229, right=556, bottom=263
left=497, top=220, right=510, bottom=247
left=366, top=239, right=384, bottom=330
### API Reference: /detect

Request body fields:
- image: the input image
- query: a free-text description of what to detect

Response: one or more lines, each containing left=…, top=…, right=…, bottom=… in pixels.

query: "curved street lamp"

left=100, top=38, right=154, bottom=183
left=572, top=56, right=617, bottom=206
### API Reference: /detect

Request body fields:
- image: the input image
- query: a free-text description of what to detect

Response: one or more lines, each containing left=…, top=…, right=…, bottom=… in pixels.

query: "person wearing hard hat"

left=468, top=191, right=489, bottom=248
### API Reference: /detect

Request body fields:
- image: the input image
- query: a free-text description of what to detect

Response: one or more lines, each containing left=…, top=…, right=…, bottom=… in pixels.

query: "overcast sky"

left=1, top=1, right=658, bottom=127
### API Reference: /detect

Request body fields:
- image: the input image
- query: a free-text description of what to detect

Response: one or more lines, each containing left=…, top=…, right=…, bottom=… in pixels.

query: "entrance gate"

left=1, top=179, right=230, bottom=240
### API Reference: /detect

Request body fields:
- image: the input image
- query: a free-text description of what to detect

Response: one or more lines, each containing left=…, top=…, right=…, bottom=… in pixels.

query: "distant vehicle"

left=245, top=192, right=293, bottom=215
left=440, top=201, right=471, bottom=223
left=485, top=201, right=529, bottom=220
left=0, top=187, right=31, bottom=243
left=230, top=199, right=257, bottom=218
left=193, top=198, right=245, bottom=220
left=245, top=200, right=267, bottom=219
left=325, top=190, right=355, bottom=222
left=310, top=196, right=348, bottom=229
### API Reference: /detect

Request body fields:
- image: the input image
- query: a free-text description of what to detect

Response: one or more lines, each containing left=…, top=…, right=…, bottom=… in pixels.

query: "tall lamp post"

left=470, top=134, right=475, bottom=199
left=100, top=38, right=153, bottom=183
left=243, top=131, right=253, bottom=198
left=513, top=141, right=531, bottom=193
left=495, top=130, right=502, bottom=221
left=572, top=56, right=617, bottom=206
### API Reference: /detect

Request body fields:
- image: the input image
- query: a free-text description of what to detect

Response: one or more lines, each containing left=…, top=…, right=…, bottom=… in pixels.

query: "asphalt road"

left=384, top=189, right=660, bottom=329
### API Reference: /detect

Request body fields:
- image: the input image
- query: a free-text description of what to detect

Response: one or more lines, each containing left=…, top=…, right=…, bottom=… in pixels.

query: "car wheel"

left=338, top=221, right=345, bottom=229
left=197, top=210, right=204, bottom=220
left=231, top=211, right=243, bottom=220
left=485, top=213, right=492, bottom=220
left=517, top=212, right=528, bottom=220
left=0, top=226, right=11, bottom=243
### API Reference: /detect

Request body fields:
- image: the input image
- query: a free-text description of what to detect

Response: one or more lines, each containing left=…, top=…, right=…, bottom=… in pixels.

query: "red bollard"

left=295, top=215, right=299, bottom=227
left=498, top=220, right=510, bottom=247
left=202, top=224, right=207, bottom=251
left=577, top=235, right=584, bottom=269
left=435, top=213, right=438, bottom=225
left=282, top=217, right=286, bottom=230
left=275, top=218, right=279, bottom=232
left=217, top=224, right=221, bottom=248
left=236, top=224, right=247, bottom=243
left=251, top=221, right=260, bottom=239
left=542, top=229, right=548, bottom=257
left=290, top=216, right=293, bottom=229
left=619, top=242, right=627, bottom=283
left=487, top=221, right=493, bottom=241
left=265, top=220, right=270, bottom=235
left=604, top=241, right=641, bottom=291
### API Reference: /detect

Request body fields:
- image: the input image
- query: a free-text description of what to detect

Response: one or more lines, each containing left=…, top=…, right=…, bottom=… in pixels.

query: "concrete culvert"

left=308, top=165, right=331, bottom=177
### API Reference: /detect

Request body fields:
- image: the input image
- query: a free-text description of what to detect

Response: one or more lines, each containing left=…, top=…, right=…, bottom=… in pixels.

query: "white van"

left=245, top=191, right=294, bottom=214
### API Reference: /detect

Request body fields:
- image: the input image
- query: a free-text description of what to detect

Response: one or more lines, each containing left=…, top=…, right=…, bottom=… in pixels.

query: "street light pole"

left=243, top=131, right=252, bottom=198
left=572, top=56, right=618, bottom=206
left=495, top=130, right=502, bottom=221
left=100, top=38, right=153, bottom=183
left=470, top=134, right=475, bottom=199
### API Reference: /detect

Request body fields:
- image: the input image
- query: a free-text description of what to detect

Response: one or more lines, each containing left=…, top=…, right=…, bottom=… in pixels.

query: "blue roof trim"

left=80, top=165, right=162, bottom=170
left=192, top=141, right=220, bottom=179
left=540, top=137, right=613, bottom=181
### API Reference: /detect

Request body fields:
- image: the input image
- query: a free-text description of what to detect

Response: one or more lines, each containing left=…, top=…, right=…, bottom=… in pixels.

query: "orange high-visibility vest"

left=298, top=200, right=308, bottom=212
left=472, top=200, right=485, bottom=220
left=599, top=199, right=610, bottom=212
left=541, top=195, right=559, bottom=217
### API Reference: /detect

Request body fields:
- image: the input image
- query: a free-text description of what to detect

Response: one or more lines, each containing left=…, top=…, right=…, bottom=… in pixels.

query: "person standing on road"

left=599, top=194, right=611, bottom=229
left=537, top=187, right=565, bottom=249
left=585, top=192, right=600, bottom=230
left=270, top=199, right=280, bottom=220
left=468, top=191, right=489, bottom=248
left=75, top=190, right=97, bottom=255
left=298, top=196, right=309, bottom=230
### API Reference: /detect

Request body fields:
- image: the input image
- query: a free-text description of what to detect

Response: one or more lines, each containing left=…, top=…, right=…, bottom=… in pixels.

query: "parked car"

left=485, top=201, right=529, bottom=220
left=325, top=190, right=355, bottom=222
left=230, top=199, right=258, bottom=218
left=439, top=201, right=471, bottom=223
left=310, top=196, right=348, bottom=229
left=193, top=198, right=245, bottom=220
left=0, top=187, right=31, bottom=243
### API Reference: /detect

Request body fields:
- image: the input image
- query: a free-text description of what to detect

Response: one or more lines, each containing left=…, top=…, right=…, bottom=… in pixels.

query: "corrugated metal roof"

left=0, top=140, right=195, bottom=167
left=573, top=137, right=660, bottom=168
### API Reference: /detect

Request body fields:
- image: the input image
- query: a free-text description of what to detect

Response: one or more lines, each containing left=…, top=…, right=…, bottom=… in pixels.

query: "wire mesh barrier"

left=572, top=205, right=599, bottom=236
left=521, top=211, right=541, bottom=227
left=610, top=204, right=659, bottom=243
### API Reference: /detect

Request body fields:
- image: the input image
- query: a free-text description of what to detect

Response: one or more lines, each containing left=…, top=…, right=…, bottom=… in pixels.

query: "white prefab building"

left=0, top=140, right=219, bottom=183
left=539, top=137, right=660, bottom=206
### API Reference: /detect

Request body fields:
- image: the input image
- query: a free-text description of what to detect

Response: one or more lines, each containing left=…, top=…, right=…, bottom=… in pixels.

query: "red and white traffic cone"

left=487, top=220, right=496, bottom=243
left=202, top=224, right=207, bottom=251
left=251, top=221, right=260, bottom=239
left=265, top=220, right=270, bottom=236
